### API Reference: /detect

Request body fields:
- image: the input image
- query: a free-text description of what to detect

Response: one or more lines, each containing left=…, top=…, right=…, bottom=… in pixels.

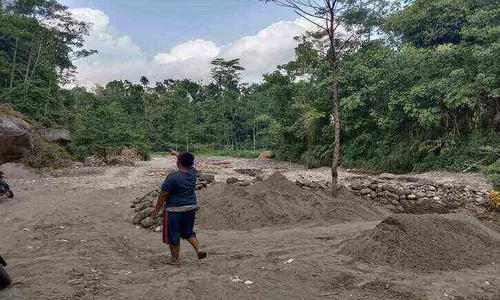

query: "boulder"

left=133, top=208, right=151, bottom=225
left=38, top=128, right=71, bottom=146
left=226, top=177, right=239, bottom=184
left=379, top=173, right=396, bottom=180
left=141, top=217, right=155, bottom=228
left=360, top=188, right=371, bottom=195
left=0, top=107, right=33, bottom=164
left=198, top=173, right=215, bottom=182
left=258, top=151, right=273, bottom=159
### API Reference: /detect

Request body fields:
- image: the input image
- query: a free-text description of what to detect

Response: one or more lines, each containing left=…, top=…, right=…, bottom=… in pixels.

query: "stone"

left=361, top=181, right=371, bottom=189
left=141, top=217, right=155, bottom=228
left=433, top=196, right=441, bottom=201
left=350, top=182, right=362, bottom=190
left=154, top=226, right=162, bottom=232
left=130, top=204, right=136, bottom=209
left=429, top=186, right=436, bottom=192
left=394, top=189, right=405, bottom=196
left=38, top=128, right=72, bottom=146
left=400, top=199, right=410, bottom=208
left=379, top=173, right=397, bottom=180
left=133, top=208, right=151, bottom=225
left=370, top=184, right=378, bottom=190
left=236, top=180, right=251, bottom=187
left=383, top=204, right=397, bottom=212
left=404, top=189, right=414, bottom=196
left=389, top=198, right=400, bottom=206
left=417, top=197, right=429, bottom=204
left=256, top=173, right=267, bottom=181
left=376, top=186, right=383, bottom=193
left=134, top=201, right=151, bottom=212
left=407, top=194, right=417, bottom=200
left=360, top=188, right=371, bottom=195
left=399, top=194, right=406, bottom=200
left=156, top=218, right=163, bottom=226
left=0, top=106, right=33, bottom=164
left=198, top=173, right=215, bottom=182
left=379, top=198, right=390, bottom=205
left=226, top=177, right=239, bottom=184
left=416, top=192, right=427, bottom=199
left=382, top=190, right=397, bottom=199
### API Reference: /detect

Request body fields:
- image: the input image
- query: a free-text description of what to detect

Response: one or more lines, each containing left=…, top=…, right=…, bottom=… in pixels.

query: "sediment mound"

left=196, top=172, right=387, bottom=230
left=341, top=213, right=500, bottom=272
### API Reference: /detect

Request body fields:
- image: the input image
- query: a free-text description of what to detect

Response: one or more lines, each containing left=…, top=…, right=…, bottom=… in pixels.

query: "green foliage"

left=20, top=137, right=72, bottom=169
left=195, top=149, right=262, bottom=159
left=486, top=160, right=500, bottom=190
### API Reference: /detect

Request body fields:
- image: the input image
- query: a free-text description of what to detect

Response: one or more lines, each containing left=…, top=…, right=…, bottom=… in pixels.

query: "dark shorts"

left=163, top=209, right=196, bottom=245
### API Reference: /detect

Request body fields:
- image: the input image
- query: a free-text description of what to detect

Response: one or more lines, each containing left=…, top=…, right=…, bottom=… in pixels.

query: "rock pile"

left=294, top=174, right=491, bottom=215
left=131, top=173, right=216, bottom=230
left=347, top=178, right=490, bottom=214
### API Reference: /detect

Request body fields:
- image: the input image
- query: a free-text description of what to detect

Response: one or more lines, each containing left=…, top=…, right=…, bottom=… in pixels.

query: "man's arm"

left=153, top=191, right=169, bottom=217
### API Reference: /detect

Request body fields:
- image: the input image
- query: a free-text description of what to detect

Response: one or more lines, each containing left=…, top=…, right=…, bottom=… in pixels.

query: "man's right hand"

left=170, top=149, right=179, bottom=157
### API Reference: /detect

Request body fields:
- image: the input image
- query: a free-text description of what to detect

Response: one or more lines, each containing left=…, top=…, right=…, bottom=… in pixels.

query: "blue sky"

left=61, top=0, right=297, bottom=55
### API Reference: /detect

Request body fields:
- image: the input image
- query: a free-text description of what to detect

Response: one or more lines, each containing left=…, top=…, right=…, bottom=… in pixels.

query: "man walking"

left=153, top=150, right=207, bottom=265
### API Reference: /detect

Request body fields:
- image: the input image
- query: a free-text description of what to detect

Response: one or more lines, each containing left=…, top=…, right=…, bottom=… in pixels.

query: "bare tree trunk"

left=24, top=47, right=33, bottom=85
left=9, top=37, right=18, bottom=89
left=29, top=39, right=43, bottom=82
left=331, top=64, right=341, bottom=197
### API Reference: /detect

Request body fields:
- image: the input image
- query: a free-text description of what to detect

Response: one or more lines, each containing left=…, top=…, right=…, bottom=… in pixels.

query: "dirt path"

left=0, top=157, right=498, bottom=300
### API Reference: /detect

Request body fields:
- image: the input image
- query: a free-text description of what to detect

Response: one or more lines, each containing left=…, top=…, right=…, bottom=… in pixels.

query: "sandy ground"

left=0, top=156, right=498, bottom=300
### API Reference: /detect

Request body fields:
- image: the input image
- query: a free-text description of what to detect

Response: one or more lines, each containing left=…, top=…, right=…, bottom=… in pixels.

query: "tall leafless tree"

left=261, top=0, right=386, bottom=197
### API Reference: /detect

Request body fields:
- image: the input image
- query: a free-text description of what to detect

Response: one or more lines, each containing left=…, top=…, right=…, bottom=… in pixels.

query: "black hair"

left=178, top=152, right=195, bottom=168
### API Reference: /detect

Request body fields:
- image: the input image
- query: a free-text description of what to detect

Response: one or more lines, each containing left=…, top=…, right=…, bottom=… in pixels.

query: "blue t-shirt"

left=161, top=168, right=197, bottom=208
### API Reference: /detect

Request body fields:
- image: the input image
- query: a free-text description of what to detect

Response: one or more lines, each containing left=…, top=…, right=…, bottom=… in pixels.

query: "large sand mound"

left=196, top=172, right=388, bottom=230
left=341, top=213, right=500, bottom=272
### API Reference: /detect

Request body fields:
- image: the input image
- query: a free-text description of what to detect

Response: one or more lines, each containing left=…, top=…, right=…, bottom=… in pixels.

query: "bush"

left=20, top=137, right=72, bottom=169
left=486, top=160, right=500, bottom=191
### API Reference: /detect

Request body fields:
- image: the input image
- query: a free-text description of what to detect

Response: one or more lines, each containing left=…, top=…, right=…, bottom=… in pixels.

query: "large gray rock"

left=38, top=128, right=71, bottom=143
left=133, top=208, right=151, bottom=225
left=0, top=108, right=33, bottom=164
left=141, top=217, right=156, bottom=228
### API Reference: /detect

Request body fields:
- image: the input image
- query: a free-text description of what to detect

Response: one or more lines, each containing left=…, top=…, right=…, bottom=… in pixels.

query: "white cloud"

left=69, top=8, right=317, bottom=87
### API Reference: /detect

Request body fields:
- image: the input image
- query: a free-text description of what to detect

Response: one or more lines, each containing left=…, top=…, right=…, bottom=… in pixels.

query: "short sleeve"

left=161, top=173, right=176, bottom=192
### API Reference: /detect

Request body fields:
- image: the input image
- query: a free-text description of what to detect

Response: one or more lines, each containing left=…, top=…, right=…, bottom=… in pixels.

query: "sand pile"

left=341, top=213, right=500, bottom=272
left=196, top=172, right=387, bottom=230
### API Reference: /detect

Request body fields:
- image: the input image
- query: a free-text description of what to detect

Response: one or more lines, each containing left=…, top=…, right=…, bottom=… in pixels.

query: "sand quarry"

left=1, top=156, right=499, bottom=300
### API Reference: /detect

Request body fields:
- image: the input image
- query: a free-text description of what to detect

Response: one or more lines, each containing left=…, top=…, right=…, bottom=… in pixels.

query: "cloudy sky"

left=60, top=0, right=316, bottom=87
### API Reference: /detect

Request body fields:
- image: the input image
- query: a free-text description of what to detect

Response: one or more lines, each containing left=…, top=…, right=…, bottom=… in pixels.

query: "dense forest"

left=0, top=0, right=499, bottom=176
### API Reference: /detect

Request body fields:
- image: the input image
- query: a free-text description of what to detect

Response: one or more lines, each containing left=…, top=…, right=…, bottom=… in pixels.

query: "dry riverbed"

left=0, top=156, right=498, bottom=300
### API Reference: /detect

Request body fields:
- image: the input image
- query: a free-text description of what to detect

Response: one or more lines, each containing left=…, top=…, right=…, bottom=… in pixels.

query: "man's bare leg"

left=169, top=244, right=180, bottom=264
left=187, top=236, right=207, bottom=259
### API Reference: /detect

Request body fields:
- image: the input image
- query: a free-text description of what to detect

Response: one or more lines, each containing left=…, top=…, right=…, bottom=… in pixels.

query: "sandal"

left=197, top=251, right=207, bottom=260
left=165, top=259, right=181, bottom=266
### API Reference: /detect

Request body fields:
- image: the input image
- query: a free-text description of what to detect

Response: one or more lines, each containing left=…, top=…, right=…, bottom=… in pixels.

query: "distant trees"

left=1, top=0, right=497, bottom=176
